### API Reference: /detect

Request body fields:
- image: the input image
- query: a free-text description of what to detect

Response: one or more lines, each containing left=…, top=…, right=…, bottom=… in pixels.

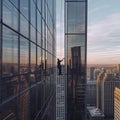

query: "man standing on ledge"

left=57, top=58, right=64, bottom=75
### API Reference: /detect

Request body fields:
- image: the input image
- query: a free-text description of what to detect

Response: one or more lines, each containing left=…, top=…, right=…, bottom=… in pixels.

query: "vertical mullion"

left=0, top=0, right=3, bottom=103
left=29, top=0, right=31, bottom=85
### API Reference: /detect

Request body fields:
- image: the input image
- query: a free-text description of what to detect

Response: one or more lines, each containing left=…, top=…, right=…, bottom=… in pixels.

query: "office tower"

left=96, top=73, right=104, bottom=109
left=90, top=67, right=95, bottom=80
left=97, top=73, right=120, bottom=118
left=86, top=80, right=96, bottom=106
left=114, top=88, right=120, bottom=120
left=0, top=0, right=56, bottom=120
left=65, top=0, right=87, bottom=119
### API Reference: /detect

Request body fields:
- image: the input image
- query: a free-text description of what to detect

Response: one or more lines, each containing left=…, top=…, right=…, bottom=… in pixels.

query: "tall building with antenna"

left=65, top=0, right=87, bottom=119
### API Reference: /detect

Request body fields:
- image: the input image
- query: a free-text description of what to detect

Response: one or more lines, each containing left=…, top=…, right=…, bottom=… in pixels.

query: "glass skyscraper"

left=0, top=0, right=56, bottom=119
left=65, top=0, right=87, bottom=119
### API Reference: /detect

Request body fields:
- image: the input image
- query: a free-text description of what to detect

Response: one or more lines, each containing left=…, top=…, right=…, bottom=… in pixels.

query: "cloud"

left=88, top=13, right=120, bottom=40
left=56, top=22, right=64, bottom=58
left=87, top=13, right=120, bottom=64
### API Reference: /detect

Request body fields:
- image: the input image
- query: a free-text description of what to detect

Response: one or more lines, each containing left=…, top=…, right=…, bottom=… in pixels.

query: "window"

left=3, top=0, right=18, bottom=31
left=20, top=36, right=29, bottom=74
left=2, top=26, right=18, bottom=77
left=31, top=42, right=36, bottom=72
left=20, top=14, right=29, bottom=37
left=20, top=0, right=29, bottom=19
left=66, top=2, right=86, bottom=33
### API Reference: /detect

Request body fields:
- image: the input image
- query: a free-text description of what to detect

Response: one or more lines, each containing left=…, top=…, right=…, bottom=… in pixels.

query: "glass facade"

left=0, top=0, right=56, bottom=119
left=65, top=0, right=87, bottom=120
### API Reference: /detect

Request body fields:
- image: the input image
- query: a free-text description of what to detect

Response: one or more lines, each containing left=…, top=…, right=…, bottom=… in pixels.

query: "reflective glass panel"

left=67, top=2, right=86, bottom=33
left=2, top=76, right=19, bottom=100
left=20, top=0, right=29, bottom=19
left=37, top=0, right=41, bottom=12
left=30, top=25, right=36, bottom=43
left=37, top=32, right=41, bottom=46
left=67, top=35, right=85, bottom=66
left=31, top=43, right=36, bottom=72
left=20, top=74, right=29, bottom=90
left=2, top=26, right=18, bottom=77
left=20, top=15, right=29, bottom=37
left=30, top=0, right=36, bottom=27
left=37, top=11, right=41, bottom=33
left=9, top=0, right=18, bottom=8
left=20, top=36, right=29, bottom=74
left=3, top=0, right=18, bottom=31
left=37, top=47, right=42, bottom=67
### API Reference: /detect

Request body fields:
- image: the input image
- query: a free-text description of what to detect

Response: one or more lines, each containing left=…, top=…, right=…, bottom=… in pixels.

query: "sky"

left=56, top=0, right=120, bottom=64
left=56, top=0, right=64, bottom=59
left=88, top=0, right=120, bottom=64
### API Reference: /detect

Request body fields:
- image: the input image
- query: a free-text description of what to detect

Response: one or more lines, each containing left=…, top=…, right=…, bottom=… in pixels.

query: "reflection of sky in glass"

left=67, top=2, right=85, bottom=33
left=30, top=0, right=36, bottom=27
left=3, top=26, right=18, bottom=63
left=68, top=35, right=85, bottom=47
left=37, top=47, right=42, bottom=65
left=3, top=0, right=18, bottom=31
left=20, top=14, right=29, bottom=37
left=20, top=37, right=29, bottom=65
left=9, top=0, right=18, bottom=8
left=20, top=0, right=28, bottom=19
left=31, top=43, right=36, bottom=64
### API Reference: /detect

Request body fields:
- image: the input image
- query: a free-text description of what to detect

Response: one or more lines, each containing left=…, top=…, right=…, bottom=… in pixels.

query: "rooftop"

left=87, top=106, right=104, bottom=117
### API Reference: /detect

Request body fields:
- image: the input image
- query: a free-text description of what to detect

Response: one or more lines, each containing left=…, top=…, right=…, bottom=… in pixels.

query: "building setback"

left=65, top=0, right=87, bottom=119
left=0, top=0, right=56, bottom=119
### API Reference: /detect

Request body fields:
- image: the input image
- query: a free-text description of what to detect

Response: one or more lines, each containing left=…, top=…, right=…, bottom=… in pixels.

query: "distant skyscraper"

left=97, top=73, right=120, bottom=118
left=0, top=0, right=56, bottom=119
left=90, top=67, right=95, bottom=80
left=65, top=0, right=87, bottom=119
left=114, top=87, right=120, bottom=120
left=86, top=80, right=96, bottom=106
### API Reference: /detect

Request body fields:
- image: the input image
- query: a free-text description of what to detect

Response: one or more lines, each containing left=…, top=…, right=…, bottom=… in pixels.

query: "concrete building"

left=114, top=87, right=120, bottom=120
left=0, top=0, right=56, bottom=119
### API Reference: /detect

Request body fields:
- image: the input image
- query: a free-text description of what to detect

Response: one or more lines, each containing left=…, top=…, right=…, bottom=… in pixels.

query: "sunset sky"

left=88, top=0, right=120, bottom=64
left=56, top=0, right=120, bottom=64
